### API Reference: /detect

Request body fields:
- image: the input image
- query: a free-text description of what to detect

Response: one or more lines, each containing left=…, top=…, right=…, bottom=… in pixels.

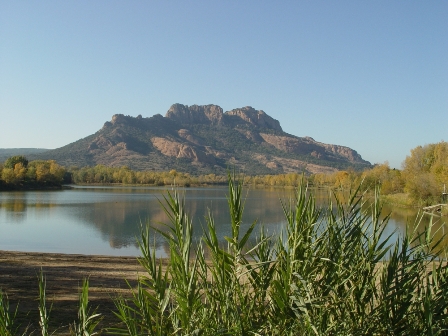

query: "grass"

left=1, top=173, right=448, bottom=335
left=381, top=192, right=416, bottom=208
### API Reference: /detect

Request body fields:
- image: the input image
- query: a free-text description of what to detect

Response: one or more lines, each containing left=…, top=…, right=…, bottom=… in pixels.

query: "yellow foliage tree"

left=49, top=160, right=65, bottom=183
left=35, top=163, right=51, bottom=183
left=333, top=171, right=351, bottom=190
left=360, top=162, right=404, bottom=194
left=14, top=163, right=27, bottom=181
left=402, top=142, right=448, bottom=201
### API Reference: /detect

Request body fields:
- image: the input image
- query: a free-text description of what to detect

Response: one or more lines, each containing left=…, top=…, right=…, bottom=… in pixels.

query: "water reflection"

left=62, top=187, right=291, bottom=252
left=0, top=186, right=446, bottom=256
left=3, top=198, right=27, bottom=222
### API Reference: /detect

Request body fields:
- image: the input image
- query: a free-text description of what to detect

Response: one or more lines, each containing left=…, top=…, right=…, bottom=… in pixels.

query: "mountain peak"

left=29, top=103, right=371, bottom=175
left=165, top=104, right=224, bottom=125
left=166, top=104, right=283, bottom=131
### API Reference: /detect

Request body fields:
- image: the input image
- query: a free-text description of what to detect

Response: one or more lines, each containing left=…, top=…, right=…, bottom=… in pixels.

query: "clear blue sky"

left=1, top=1, right=447, bottom=169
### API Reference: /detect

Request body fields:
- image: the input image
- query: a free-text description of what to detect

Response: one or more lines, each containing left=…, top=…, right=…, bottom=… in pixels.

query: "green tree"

left=1, top=168, right=17, bottom=184
left=48, top=160, right=65, bottom=183
left=4, top=155, right=28, bottom=169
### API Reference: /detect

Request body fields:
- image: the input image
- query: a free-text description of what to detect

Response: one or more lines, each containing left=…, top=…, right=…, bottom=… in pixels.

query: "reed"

left=37, top=270, right=51, bottom=336
left=0, top=289, right=23, bottom=336
left=1, top=174, right=447, bottom=335
left=113, top=174, right=448, bottom=335
left=69, top=278, right=102, bottom=336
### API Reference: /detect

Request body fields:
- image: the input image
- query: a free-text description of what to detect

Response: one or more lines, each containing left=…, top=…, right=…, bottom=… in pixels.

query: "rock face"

left=165, top=104, right=282, bottom=131
left=166, top=104, right=223, bottom=125
left=31, top=104, right=371, bottom=174
left=259, top=134, right=364, bottom=164
left=151, top=137, right=216, bottom=165
left=225, top=106, right=282, bottom=131
left=177, top=129, right=204, bottom=146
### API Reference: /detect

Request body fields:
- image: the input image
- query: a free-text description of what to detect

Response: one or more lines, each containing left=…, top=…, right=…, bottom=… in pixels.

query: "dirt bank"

left=0, top=250, right=152, bottom=334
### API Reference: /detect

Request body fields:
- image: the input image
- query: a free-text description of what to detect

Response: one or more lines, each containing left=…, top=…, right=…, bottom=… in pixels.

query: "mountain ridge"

left=29, top=104, right=371, bottom=175
left=0, top=148, right=50, bottom=163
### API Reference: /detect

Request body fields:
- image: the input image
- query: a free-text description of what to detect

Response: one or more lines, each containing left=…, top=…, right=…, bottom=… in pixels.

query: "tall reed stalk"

left=70, top=278, right=102, bottom=336
left=112, top=174, right=448, bottom=335
left=0, top=290, right=22, bottom=336
left=38, top=270, right=51, bottom=336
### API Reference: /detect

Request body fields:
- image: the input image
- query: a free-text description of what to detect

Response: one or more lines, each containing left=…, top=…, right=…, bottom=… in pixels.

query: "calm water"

left=0, top=185, right=446, bottom=256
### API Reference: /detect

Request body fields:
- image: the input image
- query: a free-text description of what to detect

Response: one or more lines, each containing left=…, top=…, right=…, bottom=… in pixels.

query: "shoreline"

left=0, top=250, right=152, bottom=334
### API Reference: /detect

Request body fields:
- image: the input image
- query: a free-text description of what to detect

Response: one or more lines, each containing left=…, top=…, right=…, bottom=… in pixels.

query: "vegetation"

left=68, top=165, right=312, bottom=187
left=112, top=175, right=448, bottom=335
left=1, top=175, right=448, bottom=334
left=0, top=271, right=102, bottom=336
left=0, top=157, right=67, bottom=190
left=3, top=140, right=447, bottom=204
left=312, top=141, right=448, bottom=206
left=402, top=142, right=448, bottom=204
left=68, top=165, right=228, bottom=187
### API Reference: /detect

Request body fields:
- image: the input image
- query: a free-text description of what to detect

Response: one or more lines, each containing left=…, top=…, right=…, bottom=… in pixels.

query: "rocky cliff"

left=225, top=106, right=282, bottom=131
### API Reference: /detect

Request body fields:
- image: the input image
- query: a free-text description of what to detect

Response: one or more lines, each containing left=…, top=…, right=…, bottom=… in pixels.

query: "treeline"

left=69, top=165, right=228, bottom=186
left=312, top=141, right=448, bottom=205
left=3, top=141, right=447, bottom=204
left=0, top=156, right=67, bottom=190
left=70, top=165, right=307, bottom=187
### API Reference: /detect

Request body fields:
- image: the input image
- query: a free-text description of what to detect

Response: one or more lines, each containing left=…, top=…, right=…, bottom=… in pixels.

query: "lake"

left=0, top=185, right=446, bottom=256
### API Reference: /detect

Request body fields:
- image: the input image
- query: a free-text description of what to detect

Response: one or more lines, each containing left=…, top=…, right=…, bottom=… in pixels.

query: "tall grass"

left=1, top=174, right=447, bottom=335
left=113, top=174, right=448, bottom=335
left=70, top=278, right=102, bottom=336
left=37, top=270, right=51, bottom=336
left=0, top=289, right=23, bottom=336
left=0, top=272, right=101, bottom=336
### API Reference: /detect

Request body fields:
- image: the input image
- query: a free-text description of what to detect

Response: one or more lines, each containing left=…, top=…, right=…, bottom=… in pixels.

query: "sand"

left=0, top=250, right=150, bottom=335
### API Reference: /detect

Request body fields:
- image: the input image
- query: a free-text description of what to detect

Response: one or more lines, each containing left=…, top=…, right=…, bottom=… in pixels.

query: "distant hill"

left=0, top=148, right=50, bottom=163
left=28, top=104, right=371, bottom=175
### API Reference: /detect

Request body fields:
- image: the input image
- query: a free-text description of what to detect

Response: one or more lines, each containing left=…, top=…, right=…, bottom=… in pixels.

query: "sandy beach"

left=0, top=250, right=150, bottom=334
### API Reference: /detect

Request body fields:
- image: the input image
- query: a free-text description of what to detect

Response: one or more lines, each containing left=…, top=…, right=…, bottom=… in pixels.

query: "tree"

left=4, top=155, right=28, bottom=169
left=402, top=142, right=448, bottom=202
left=48, top=161, right=65, bottom=183
left=1, top=168, right=17, bottom=184
left=360, top=162, right=404, bottom=194
left=13, top=163, right=27, bottom=181
left=333, top=171, right=351, bottom=189
left=35, top=163, right=51, bottom=183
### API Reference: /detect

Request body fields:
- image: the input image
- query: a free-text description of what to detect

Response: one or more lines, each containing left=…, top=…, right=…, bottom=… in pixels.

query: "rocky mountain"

left=29, top=104, right=371, bottom=175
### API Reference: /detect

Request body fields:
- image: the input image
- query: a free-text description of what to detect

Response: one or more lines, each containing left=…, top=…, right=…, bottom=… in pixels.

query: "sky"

left=1, top=1, right=447, bottom=169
